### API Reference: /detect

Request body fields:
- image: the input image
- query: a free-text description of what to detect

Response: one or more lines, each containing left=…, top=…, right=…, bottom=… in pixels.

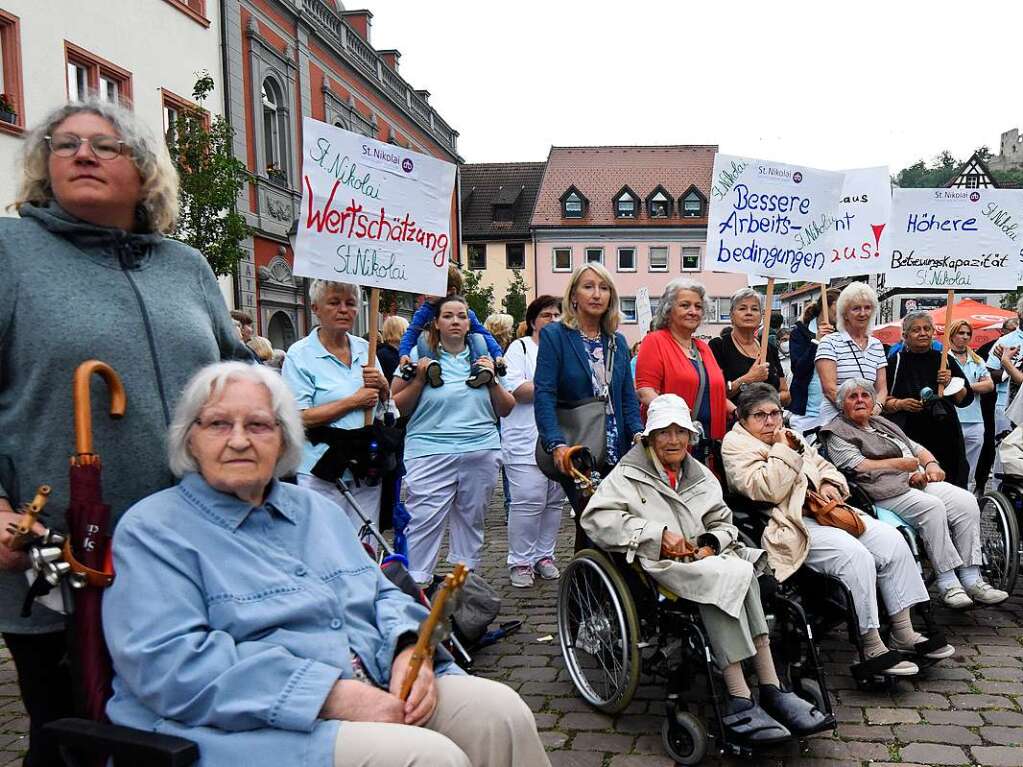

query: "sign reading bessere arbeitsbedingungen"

left=707, top=153, right=845, bottom=280
left=293, top=117, right=456, bottom=295
left=885, top=188, right=1023, bottom=290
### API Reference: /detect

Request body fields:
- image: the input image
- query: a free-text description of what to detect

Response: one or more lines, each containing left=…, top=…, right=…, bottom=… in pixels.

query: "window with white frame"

left=710, top=297, right=731, bottom=323
left=553, top=247, right=572, bottom=272
left=585, top=247, right=603, bottom=264
left=649, top=246, right=668, bottom=272
left=648, top=190, right=670, bottom=218
left=261, top=77, right=289, bottom=182
left=65, top=43, right=131, bottom=106
left=615, top=191, right=637, bottom=218
left=99, top=74, right=119, bottom=103
left=620, top=297, right=637, bottom=323
left=563, top=192, right=583, bottom=218
left=681, top=247, right=701, bottom=271
left=505, top=243, right=525, bottom=270
left=67, top=61, right=87, bottom=102
left=467, top=244, right=486, bottom=270
left=617, top=247, right=636, bottom=272
left=682, top=191, right=704, bottom=217
left=163, top=103, right=180, bottom=143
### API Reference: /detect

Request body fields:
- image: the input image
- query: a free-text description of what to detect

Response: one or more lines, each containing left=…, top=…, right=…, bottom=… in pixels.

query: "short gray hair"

left=901, top=310, right=934, bottom=334
left=309, top=279, right=361, bottom=306
left=15, top=98, right=179, bottom=233
left=735, top=382, right=780, bottom=420
left=653, top=278, right=706, bottom=330
left=835, top=281, right=878, bottom=333
left=167, top=362, right=304, bottom=478
left=729, top=287, right=763, bottom=314
left=835, top=377, right=877, bottom=408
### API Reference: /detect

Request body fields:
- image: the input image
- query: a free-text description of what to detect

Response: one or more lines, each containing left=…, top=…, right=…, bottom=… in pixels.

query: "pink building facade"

left=530, top=146, right=746, bottom=345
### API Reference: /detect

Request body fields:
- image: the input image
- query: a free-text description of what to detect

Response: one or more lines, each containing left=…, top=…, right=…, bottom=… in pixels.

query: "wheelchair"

left=556, top=544, right=835, bottom=764
left=988, top=471, right=1023, bottom=595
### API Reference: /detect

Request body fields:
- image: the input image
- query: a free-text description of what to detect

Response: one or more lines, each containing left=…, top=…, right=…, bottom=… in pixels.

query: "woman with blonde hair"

left=247, top=335, right=274, bottom=362
left=534, top=263, right=643, bottom=529
left=0, top=98, right=247, bottom=764
left=484, top=312, right=516, bottom=352
left=378, top=314, right=409, bottom=382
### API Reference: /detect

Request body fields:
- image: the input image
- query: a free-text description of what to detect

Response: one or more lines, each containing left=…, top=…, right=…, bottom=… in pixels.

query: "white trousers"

left=404, top=450, right=502, bottom=582
left=962, top=422, right=985, bottom=490
left=802, top=515, right=928, bottom=634
left=882, top=481, right=982, bottom=574
left=505, top=462, right=565, bottom=567
left=297, top=474, right=382, bottom=535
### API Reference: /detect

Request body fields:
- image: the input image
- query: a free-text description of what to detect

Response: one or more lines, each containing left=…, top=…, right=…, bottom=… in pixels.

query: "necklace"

left=732, top=331, right=759, bottom=359
left=578, top=327, right=600, bottom=342
left=670, top=330, right=697, bottom=358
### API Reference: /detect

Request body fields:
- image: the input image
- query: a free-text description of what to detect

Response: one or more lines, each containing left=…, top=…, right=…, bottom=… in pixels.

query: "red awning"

left=873, top=299, right=1017, bottom=349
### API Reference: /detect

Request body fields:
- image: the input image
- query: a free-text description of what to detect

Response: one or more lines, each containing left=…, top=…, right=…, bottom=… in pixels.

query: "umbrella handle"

left=73, top=361, right=126, bottom=458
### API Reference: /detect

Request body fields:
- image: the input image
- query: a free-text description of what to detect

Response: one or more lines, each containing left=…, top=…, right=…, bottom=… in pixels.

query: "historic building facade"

left=529, top=145, right=746, bottom=345
left=222, top=0, right=461, bottom=347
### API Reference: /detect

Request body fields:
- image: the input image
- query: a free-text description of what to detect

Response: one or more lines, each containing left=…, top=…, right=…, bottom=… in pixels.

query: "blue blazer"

left=534, top=321, right=643, bottom=457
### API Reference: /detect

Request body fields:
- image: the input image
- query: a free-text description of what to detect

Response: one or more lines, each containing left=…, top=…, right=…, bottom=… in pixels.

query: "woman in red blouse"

left=636, top=278, right=730, bottom=463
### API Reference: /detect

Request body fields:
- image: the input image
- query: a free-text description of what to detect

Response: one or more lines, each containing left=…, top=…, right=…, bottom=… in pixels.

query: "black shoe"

left=426, top=360, right=443, bottom=388
left=495, top=360, right=507, bottom=377
left=466, top=363, right=493, bottom=389
left=758, top=684, right=834, bottom=737
left=721, top=696, right=790, bottom=745
left=399, top=362, right=416, bottom=381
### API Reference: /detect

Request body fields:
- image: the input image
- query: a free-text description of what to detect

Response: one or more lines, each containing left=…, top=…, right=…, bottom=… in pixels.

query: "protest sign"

left=885, top=188, right=1023, bottom=290
left=822, top=166, right=892, bottom=278
left=707, top=154, right=845, bottom=280
left=636, top=287, right=652, bottom=334
left=294, top=117, right=456, bottom=296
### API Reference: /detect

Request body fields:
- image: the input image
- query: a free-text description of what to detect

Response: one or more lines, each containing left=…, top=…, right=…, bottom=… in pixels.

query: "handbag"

left=534, top=336, right=616, bottom=480
left=803, top=489, right=865, bottom=537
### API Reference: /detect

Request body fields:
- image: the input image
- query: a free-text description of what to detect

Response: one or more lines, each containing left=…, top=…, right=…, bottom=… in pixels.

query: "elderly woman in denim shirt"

left=102, top=362, right=549, bottom=767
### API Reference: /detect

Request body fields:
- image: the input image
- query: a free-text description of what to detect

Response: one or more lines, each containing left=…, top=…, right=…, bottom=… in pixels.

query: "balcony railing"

left=304, top=0, right=459, bottom=154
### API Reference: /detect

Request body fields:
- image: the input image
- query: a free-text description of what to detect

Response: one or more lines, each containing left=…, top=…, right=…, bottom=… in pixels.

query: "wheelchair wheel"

left=979, top=491, right=1020, bottom=595
left=661, top=708, right=708, bottom=766
left=557, top=549, right=641, bottom=713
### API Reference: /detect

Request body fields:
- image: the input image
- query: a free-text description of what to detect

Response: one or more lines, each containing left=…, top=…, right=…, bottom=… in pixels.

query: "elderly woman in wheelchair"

left=721, top=383, right=952, bottom=681
left=819, top=378, right=1009, bottom=610
left=578, top=394, right=831, bottom=747
left=101, top=362, right=549, bottom=767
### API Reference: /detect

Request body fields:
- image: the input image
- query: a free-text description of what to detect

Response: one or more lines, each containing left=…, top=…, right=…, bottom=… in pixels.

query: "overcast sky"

left=363, top=0, right=1019, bottom=173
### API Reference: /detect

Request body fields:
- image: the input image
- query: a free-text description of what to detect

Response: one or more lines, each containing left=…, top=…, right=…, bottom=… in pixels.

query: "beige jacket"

left=720, top=423, right=849, bottom=582
left=580, top=444, right=764, bottom=619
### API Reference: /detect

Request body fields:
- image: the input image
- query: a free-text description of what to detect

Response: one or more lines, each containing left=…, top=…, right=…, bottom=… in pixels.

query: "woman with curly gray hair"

left=0, top=99, right=248, bottom=765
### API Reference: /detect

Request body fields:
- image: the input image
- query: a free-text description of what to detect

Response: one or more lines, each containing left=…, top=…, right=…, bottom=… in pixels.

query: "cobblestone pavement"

left=0, top=485, right=1021, bottom=766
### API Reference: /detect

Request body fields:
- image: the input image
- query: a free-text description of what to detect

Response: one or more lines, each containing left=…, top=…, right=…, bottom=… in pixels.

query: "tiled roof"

left=531, top=145, right=718, bottom=228
left=460, top=162, right=546, bottom=240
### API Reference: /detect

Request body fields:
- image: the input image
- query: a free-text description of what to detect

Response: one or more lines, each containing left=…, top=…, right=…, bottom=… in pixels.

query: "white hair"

left=729, top=287, right=763, bottom=314
left=653, top=278, right=706, bottom=330
left=309, top=279, right=361, bottom=306
left=167, top=362, right=304, bottom=478
left=835, top=377, right=877, bottom=409
left=901, top=310, right=933, bottom=335
left=835, top=282, right=878, bottom=333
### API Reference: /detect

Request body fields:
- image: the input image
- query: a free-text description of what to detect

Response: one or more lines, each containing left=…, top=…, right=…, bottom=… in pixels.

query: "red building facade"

left=223, top=0, right=461, bottom=348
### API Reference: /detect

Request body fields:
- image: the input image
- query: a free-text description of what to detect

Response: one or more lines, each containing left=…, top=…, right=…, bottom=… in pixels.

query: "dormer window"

left=614, top=187, right=639, bottom=218
left=560, top=186, right=588, bottom=219
left=646, top=186, right=673, bottom=218
left=680, top=186, right=707, bottom=218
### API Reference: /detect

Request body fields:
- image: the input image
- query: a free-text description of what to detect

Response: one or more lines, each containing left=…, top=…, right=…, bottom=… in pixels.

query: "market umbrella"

left=872, top=299, right=1017, bottom=349
left=63, top=360, right=125, bottom=723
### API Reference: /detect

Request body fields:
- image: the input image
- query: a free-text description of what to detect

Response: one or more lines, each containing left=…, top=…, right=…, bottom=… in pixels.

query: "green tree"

left=462, top=269, right=494, bottom=321
left=168, top=72, right=250, bottom=276
left=893, top=151, right=961, bottom=188
left=502, top=270, right=528, bottom=325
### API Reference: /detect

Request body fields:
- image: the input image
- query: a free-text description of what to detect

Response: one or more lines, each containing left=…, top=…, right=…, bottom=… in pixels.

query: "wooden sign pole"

left=819, top=283, right=830, bottom=326
left=758, top=277, right=775, bottom=365
left=365, top=288, right=381, bottom=426
left=937, top=288, right=954, bottom=397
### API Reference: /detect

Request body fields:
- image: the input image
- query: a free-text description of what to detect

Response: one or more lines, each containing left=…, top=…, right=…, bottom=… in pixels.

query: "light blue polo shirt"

left=957, top=355, right=990, bottom=424
left=282, top=329, right=382, bottom=475
left=403, top=347, right=501, bottom=460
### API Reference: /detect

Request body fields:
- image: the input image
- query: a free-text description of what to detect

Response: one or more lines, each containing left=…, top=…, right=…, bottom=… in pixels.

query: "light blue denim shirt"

left=282, top=329, right=383, bottom=475
left=103, top=473, right=458, bottom=767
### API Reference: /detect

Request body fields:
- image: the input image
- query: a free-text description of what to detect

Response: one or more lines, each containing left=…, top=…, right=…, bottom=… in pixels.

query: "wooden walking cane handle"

left=399, top=564, right=468, bottom=701
left=73, top=361, right=126, bottom=458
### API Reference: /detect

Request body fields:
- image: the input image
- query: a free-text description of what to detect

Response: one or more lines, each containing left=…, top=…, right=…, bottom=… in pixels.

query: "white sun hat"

left=643, top=393, right=701, bottom=438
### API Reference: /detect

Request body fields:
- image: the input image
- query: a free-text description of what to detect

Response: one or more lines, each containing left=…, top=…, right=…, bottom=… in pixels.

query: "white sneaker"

left=965, top=581, right=1009, bottom=605
left=534, top=557, right=560, bottom=580
left=941, top=585, right=974, bottom=610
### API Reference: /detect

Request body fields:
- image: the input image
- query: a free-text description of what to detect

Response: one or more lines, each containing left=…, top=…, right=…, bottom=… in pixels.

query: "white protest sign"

left=635, top=287, right=652, bottom=333
left=821, top=166, right=891, bottom=278
left=885, top=188, right=1023, bottom=290
left=294, top=117, right=456, bottom=295
left=707, top=154, right=845, bottom=280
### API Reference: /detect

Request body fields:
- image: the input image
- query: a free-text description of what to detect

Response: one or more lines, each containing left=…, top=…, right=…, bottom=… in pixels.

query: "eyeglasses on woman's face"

left=193, top=415, right=281, bottom=438
left=747, top=408, right=783, bottom=425
left=46, top=132, right=129, bottom=160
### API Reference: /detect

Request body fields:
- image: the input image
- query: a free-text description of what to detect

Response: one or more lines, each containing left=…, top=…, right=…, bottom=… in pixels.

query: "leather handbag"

left=803, top=489, right=865, bottom=537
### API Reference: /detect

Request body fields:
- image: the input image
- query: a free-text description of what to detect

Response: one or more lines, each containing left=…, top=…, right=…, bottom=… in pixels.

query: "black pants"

left=3, top=630, right=74, bottom=767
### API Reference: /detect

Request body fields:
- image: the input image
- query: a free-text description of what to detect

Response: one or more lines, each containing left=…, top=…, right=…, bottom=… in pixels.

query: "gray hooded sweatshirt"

left=0, top=202, right=249, bottom=633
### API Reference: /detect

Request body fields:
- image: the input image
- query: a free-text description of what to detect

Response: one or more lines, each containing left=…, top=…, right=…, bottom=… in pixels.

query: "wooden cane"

left=399, top=564, right=468, bottom=701
left=757, top=278, right=775, bottom=365
left=937, top=289, right=954, bottom=397
left=819, top=283, right=830, bottom=326
left=365, top=288, right=381, bottom=427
